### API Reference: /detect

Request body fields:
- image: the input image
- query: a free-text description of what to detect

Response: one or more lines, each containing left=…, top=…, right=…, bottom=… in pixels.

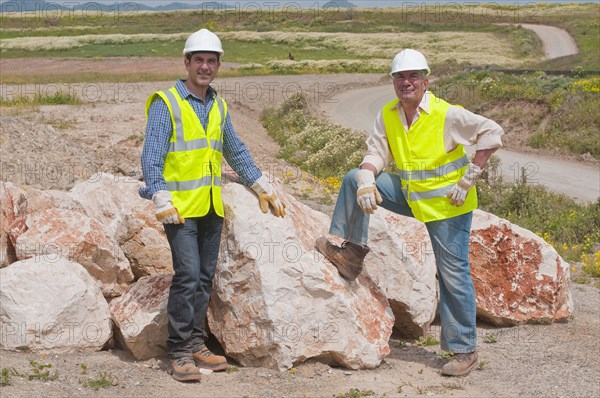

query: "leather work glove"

left=447, top=163, right=483, bottom=206
left=152, top=190, right=185, bottom=224
left=251, top=175, right=286, bottom=217
left=355, top=169, right=382, bottom=214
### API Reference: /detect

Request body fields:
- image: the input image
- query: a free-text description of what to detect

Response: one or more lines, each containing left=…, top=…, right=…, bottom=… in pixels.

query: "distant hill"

left=150, top=2, right=233, bottom=11
left=0, top=1, right=233, bottom=13
left=323, top=0, right=356, bottom=8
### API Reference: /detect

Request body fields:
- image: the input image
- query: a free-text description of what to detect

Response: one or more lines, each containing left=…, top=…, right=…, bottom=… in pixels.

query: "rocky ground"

left=0, top=284, right=597, bottom=398
left=1, top=61, right=599, bottom=397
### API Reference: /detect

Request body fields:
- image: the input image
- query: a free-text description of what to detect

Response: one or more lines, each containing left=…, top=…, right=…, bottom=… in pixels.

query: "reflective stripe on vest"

left=162, top=89, right=226, bottom=153
left=383, top=92, right=477, bottom=222
left=166, top=176, right=222, bottom=191
left=145, top=87, right=227, bottom=218
left=396, top=154, right=469, bottom=181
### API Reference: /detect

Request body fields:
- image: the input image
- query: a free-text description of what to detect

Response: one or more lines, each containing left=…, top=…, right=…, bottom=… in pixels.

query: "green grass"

left=413, top=335, right=439, bottom=347
left=0, top=72, right=184, bottom=84
left=261, top=92, right=365, bottom=179
left=223, top=40, right=357, bottom=64
left=483, top=335, right=498, bottom=344
left=79, top=371, right=116, bottom=390
left=1, top=40, right=181, bottom=58
left=0, top=91, right=82, bottom=106
left=0, top=368, right=13, bottom=386
left=0, top=38, right=356, bottom=65
left=24, top=360, right=59, bottom=382
left=0, top=7, right=540, bottom=37
left=336, top=388, right=375, bottom=398
left=2, top=4, right=597, bottom=71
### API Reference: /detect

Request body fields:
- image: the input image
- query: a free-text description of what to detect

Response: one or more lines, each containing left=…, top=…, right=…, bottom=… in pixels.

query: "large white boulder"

left=208, top=181, right=395, bottom=371
left=0, top=257, right=112, bottom=352
left=367, top=211, right=438, bottom=337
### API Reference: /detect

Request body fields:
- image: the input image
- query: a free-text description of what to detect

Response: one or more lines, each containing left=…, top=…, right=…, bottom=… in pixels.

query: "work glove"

left=251, top=175, right=286, bottom=217
left=447, top=163, right=483, bottom=206
left=152, top=190, right=185, bottom=224
left=355, top=169, right=382, bottom=214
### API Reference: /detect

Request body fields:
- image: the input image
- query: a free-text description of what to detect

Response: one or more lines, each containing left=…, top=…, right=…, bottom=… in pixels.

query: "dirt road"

left=521, top=24, right=579, bottom=58
left=321, top=25, right=598, bottom=204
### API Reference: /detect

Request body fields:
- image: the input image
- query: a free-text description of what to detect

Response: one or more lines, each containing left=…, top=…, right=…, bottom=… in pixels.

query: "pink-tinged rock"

left=367, top=211, right=438, bottom=338
left=1, top=182, right=23, bottom=267
left=121, top=227, right=173, bottom=279
left=69, top=173, right=172, bottom=277
left=13, top=208, right=133, bottom=297
left=1, top=182, right=83, bottom=267
left=470, top=210, right=573, bottom=326
left=0, top=257, right=112, bottom=352
left=208, top=180, right=394, bottom=371
left=109, top=274, right=171, bottom=360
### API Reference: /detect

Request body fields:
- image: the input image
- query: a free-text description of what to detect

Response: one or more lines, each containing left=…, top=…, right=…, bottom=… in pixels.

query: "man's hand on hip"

left=152, top=190, right=185, bottom=224
left=251, top=175, right=286, bottom=217
left=355, top=169, right=382, bottom=214
left=447, top=163, right=483, bottom=206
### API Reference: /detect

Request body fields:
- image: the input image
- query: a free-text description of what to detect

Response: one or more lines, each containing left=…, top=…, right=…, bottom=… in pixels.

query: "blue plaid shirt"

left=139, top=80, right=262, bottom=199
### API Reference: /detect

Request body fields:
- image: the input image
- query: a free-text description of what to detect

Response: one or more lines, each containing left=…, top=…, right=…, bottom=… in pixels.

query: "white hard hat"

left=390, top=49, right=430, bottom=76
left=183, top=29, right=224, bottom=56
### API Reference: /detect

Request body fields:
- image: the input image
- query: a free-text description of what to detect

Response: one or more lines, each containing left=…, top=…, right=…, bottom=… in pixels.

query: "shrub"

left=261, top=93, right=365, bottom=179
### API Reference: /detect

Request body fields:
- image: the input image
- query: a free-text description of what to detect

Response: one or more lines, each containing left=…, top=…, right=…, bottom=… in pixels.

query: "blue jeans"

left=330, top=168, right=476, bottom=353
left=164, top=211, right=224, bottom=359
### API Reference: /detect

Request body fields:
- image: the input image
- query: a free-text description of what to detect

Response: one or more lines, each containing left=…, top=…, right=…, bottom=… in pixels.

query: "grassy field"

left=1, top=3, right=598, bottom=73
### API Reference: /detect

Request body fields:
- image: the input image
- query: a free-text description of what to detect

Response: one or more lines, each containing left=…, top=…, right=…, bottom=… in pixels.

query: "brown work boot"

left=441, top=351, right=478, bottom=376
left=193, top=346, right=229, bottom=371
left=315, top=237, right=370, bottom=280
left=169, top=357, right=201, bottom=382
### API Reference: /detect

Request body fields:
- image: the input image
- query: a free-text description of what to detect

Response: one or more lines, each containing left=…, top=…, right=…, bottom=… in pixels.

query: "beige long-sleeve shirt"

left=361, top=91, right=504, bottom=173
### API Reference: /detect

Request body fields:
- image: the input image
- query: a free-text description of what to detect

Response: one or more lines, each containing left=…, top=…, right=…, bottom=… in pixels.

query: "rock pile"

left=0, top=174, right=573, bottom=370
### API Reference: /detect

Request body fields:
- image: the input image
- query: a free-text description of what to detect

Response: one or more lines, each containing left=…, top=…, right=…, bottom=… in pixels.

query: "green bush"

left=261, top=93, right=365, bottom=178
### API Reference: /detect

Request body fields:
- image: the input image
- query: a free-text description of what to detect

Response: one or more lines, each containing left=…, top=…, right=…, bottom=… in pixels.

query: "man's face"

left=392, top=70, right=429, bottom=107
left=185, top=52, right=220, bottom=87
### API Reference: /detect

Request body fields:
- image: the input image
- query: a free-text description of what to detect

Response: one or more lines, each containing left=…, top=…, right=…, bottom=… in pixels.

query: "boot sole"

left=194, top=361, right=229, bottom=372
left=168, top=368, right=202, bottom=382
left=441, top=359, right=478, bottom=376
left=314, top=238, right=361, bottom=280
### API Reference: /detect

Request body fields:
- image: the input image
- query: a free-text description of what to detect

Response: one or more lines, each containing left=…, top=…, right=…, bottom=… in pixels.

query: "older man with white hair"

left=316, top=49, right=504, bottom=376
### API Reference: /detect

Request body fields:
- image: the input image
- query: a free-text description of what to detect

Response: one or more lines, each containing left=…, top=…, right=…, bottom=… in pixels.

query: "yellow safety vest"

left=382, top=92, right=477, bottom=222
left=145, top=87, right=227, bottom=218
